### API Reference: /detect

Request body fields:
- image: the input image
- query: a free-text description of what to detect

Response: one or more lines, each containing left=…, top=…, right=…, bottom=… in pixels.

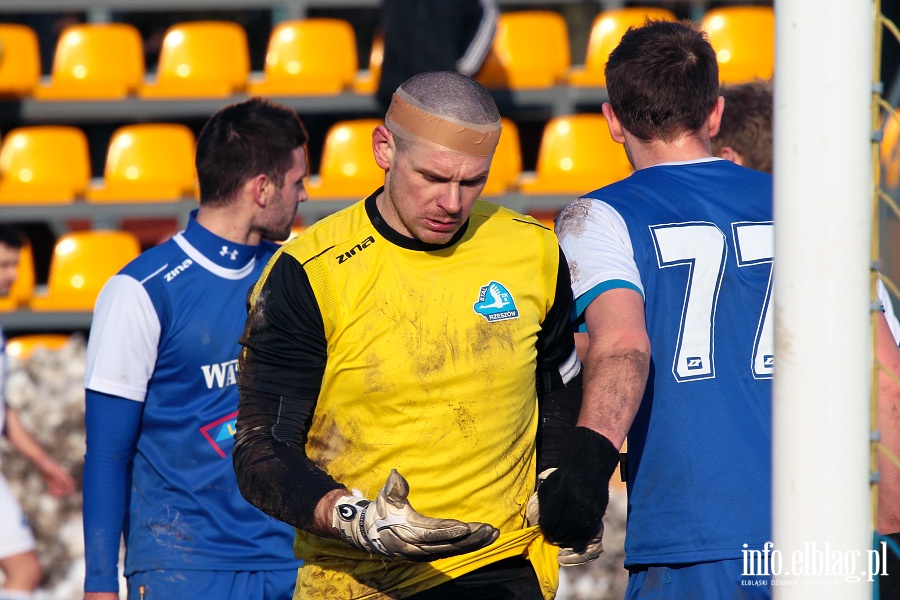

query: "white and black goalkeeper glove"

left=332, top=469, right=499, bottom=561
left=526, top=468, right=605, bottom=566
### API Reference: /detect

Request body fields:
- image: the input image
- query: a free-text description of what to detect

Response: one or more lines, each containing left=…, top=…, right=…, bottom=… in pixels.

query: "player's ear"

left=372, top=125, right=395, bottom=170
left=249, top=173, right=269, bottom=207
left=602, top=103, right=626, bottom=144
left=708, top=96, right=725, bottom=138
left=718, top=146, right=744, bottom=167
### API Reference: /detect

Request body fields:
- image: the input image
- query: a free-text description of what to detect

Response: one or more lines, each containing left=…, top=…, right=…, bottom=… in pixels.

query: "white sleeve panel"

left=878, top=278, right=900, bottom=346
left=84, top=275, right=161, bottom=402
left=557, top=199, right=644, bottom=300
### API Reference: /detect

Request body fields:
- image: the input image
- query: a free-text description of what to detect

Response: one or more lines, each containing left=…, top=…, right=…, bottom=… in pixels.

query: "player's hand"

left=526, top=468, right=605, bottom=566
left=537, top=427, right=620, bottom=552
left=332, top=469, right=499, bottom=561
left=39, top=458, right=76, bottom=497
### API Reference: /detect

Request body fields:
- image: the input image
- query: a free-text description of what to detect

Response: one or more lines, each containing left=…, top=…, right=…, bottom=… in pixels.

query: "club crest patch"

left=473, top=281, right=519, bottom=322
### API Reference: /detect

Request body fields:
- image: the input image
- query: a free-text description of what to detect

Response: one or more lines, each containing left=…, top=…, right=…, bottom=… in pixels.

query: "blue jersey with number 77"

left=557, top=157, right=772, bottom=566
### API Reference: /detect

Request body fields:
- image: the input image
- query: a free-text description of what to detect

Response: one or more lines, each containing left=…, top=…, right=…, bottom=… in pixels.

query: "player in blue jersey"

left=536, top=21, right=773, bottom=597
left=82, top=98, right=308, bottom=600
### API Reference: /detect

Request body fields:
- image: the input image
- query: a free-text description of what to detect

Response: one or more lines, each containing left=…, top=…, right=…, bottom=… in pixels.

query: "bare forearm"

left=877, top=314, right=900, bottom=533
left=5, top=408, right=56, bottom=469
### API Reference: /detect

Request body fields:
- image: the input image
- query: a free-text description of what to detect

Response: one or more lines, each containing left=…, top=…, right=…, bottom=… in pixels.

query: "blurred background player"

left=234, top=71, right=583, bottom=599
left=81, top=99, right=307, bottom=600
left=542, top=21, right=773, bottom=597
left=0, top=224, right=76, bottom=600
left=711, top=80, right=774, bottom=174
left=375, top=0, right=498, bottom=111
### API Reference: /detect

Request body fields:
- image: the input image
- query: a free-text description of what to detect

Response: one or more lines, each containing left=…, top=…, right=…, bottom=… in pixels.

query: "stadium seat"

left=140, top=21, right=249, bottom=98
left=476, top=11, right=570, bottom=90
left=568, top=7, right=677, bottom=87
left=353, top=31, right=383, bottom=95
left=481, top=117, right=522, bottom=197
left=518, top=114, right=632, bottom=195
left=87, top=123, right=198, bottom=203
left=5, top=334, right=71, bottom=360
left=701, top=6, right=774, bottom=85
left=250, top=19, right=358, bottom=96
left=30, top=230, right=140, bottom=312
left=33, top=23, right=144, bottom=100
left=0, top=243, right=34, bottom=312
left=0, top=126, right=91, bottom=204
left=0, top=24, right=41, bottom=97
left=307, top=119, right=383, bottom=200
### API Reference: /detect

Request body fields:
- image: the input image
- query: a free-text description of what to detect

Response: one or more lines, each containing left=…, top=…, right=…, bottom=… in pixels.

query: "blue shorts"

left=127, top=568, right=298, bottom=600
left=626, top=559, right=771, bottom=599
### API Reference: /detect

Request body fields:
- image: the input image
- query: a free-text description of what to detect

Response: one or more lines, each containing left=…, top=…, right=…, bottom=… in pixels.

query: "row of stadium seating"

left=0, top=6, right=775, bottom=101
left=0, top=115, right=634, bottom=204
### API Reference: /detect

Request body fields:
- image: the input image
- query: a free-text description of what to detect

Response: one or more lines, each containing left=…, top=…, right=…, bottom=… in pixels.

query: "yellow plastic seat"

left=477, top=11, right=570, bottom=90
left=33, top=23, right=144, bottom=100
left=0, top=126, right=91, bottom=204
left=0, top=24, right=41, bottom=97
left=518, top=114, right=632, bottom=195
left=5, top=334, right=71, bottom=360
left=0, top=243, right=35, bottom=312
left=481, top=117, right=522, bottom=197
left=87, top=123, right=197, bottom=203
left=353, top=32, right=383, bottom=95
left=701, top=6, right=774, bottom=85
left=140, top=21, right=249, bottom=98
left=250, top=19, right=358, bottom=96
left=30, top=230, right=141, bottom=312
left=307, top=119, right=383, bottom=200
left=568, top=8, right=677, bottom=87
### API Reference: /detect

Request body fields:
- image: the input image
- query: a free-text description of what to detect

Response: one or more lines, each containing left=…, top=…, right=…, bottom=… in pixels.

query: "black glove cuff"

left=564, top=426, right=620, bottom=484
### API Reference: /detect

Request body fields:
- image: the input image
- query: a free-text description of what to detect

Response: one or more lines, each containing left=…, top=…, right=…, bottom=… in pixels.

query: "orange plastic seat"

left=477, top=11, right=570, bottom=90
left=87, top=123, right=197, bottom=203
left=518, top=114, right=632, bottom=195
left=0, top=126, right=91, bottom=204
left=883, top=112, right=900, bottom=189
left=568, top=8, right=677, bottom=87
left=353, top=32, right=383, bottom=95
left=33, top=23, right=144, bottom=100
left=140, top=21, right=249, bottom=98
left=30, top=230, right=141, bottom=312
left=250, top=19, right=358, bottom=96
left=0, top=243, right=35, bottom=312
left=701, top=6, right=774, bottom=85
left=5, top=334, right=71, bottom=360
left=0, top=24, right=41, bottom=97
left=481, top=117, right=522, bottom=197
left=307, top=119, right=383, bottom=200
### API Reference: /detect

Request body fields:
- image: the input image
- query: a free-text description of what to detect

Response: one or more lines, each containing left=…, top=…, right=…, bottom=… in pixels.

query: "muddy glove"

left=526, top=467, right=605, bottom=566
left=333, top=469, right=499, bottom=561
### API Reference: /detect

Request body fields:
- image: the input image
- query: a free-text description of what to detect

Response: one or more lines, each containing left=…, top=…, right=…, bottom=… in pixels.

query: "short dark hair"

left=711, top=81, right=774, bottom=174
left=605, top=20, right=719, bottom=143
left=195, top=97, right=308, bottom=206
left=0, top=224, right=25, bottom=249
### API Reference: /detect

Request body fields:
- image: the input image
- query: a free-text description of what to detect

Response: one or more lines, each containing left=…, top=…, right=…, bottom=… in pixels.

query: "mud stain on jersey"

left=555, top=198, right=592, bottom=239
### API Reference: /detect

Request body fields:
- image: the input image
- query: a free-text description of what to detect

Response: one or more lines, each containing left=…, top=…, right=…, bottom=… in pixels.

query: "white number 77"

left=650, top=221, right=774, bottom=383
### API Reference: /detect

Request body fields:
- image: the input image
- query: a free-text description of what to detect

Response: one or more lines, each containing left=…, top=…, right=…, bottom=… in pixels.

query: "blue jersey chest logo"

left=473, top=281, right=519, bottom=322
left=199, top=411, right=238, bottom=458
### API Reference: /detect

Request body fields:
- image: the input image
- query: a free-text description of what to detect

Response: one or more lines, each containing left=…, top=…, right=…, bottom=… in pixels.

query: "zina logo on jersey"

left=473, top=281, right=519, bottom=322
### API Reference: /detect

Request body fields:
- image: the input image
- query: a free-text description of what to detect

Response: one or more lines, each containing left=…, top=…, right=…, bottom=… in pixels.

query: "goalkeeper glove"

left=333, top=469, right=499, bottom=561
left=526, top=468, right=604, bottom=566
left=537, top=427, right=619, bottom=552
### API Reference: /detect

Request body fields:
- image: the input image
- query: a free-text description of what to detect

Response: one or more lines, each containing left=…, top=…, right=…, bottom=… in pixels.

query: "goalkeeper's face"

left=380, top=134, right=492, bottom=245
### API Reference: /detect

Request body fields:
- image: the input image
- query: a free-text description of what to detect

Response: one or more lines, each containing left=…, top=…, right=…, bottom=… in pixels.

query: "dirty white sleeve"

left=84, top=275, right=160, bottom=402
left=557, top=199, right=644, bottom=302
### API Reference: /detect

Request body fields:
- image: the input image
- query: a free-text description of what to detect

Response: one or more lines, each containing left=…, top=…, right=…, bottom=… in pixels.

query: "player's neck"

left=195, top=204, right=261, bottom=247
left=624, top=129, right=714, bottom=171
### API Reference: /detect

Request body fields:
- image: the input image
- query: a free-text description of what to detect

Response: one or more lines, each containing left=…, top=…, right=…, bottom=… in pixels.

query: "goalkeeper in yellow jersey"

left=234, top=71, right=584, bottom=599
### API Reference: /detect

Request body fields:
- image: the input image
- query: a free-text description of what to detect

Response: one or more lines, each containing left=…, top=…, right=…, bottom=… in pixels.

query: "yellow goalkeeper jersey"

left=244, top=191, right=572, bottom=599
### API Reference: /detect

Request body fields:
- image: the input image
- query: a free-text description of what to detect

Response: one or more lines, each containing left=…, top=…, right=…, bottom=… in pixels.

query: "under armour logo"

left=219, top=246, right=238, bottom=260
left=338, top=504, right=357, bottom=521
